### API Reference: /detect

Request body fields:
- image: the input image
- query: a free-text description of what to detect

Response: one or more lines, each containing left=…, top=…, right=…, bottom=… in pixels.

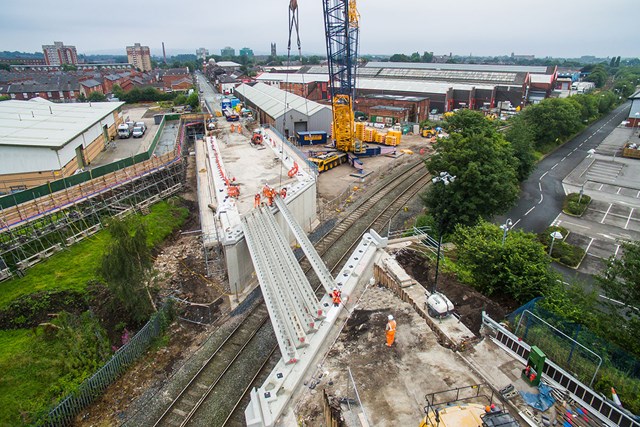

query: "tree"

left=504, top=115, right=536, bottom=181
left=519, top=98, right=583, bottom=149
left=87, top=91, right=107, bottom=102
left=423, top=130, right=520, bottom=235
left=453, top=221, right=559, bottom=302
left=585, top=64, right=608, bottom=87
left=99, top=217, right=154, bottom=324
left=61, top=63, right=77, bottom=71
left=596, top=240, right=640, bottom=355
left=422, top=51, right=433, bottom=63
left=186, top=92, right=200, bottom=110
left=112, top=84, right=124, bottom=100
left=0, top=63, right=10, bottom=71
left=174, top=93, right=187, bottom=105
left=443, top=109, right=496, bottom=137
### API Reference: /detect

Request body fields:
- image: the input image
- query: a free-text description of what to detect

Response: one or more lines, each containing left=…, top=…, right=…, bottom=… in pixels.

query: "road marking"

left=614, top=244, right=621, bottom=258
left=600, top=203, right=612, bottom=224
left=538, top=182, right=542, bottom=192
left=585, top=237, right=595, bottom=254
left=625, top=208, right=634, bottom=229
left=539, top=192, right=544, bottom=204
left=540, top=171, right=548, bottom=180
left=597, top=233, right=615, bottom=240
left=550, top=212, right=561, bottom=226
left=637, top=190, right=640, bottom=198
left=598, top=294, right=640, bottom=311
left=572, top=148, right=577, bottom=153
left=512, top=218, right=521, bottom=227
left=525, top=206, right=535, bottom=216
left=551, top=164, right=558, bottom=170
left=563, top=221, right=589, bottom=229
left=617, top=187, right=622, bottom=194
left=598, top=184, right=604, bottom=190
left=561, top=156, right=567, bottom=162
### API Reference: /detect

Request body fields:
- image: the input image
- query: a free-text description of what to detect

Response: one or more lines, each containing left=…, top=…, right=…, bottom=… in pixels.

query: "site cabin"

left=221, top=98, right=232, bottom=109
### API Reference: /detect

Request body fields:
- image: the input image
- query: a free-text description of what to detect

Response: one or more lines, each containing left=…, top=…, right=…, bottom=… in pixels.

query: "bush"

left=539, top=226, right=585, bottom=267
left=563, top=192, right=591, bottom=216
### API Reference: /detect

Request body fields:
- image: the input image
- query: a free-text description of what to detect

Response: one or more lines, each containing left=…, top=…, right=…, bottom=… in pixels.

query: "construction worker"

left=386, top=314, right=396, bottom=347
left=332, top=287, right=342, bottom=307
left=254, top=193, right=261, bottom=208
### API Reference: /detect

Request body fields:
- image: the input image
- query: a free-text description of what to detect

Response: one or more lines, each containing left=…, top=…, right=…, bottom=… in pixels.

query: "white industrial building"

left=234, top=82, right=332, bottom=138
left=0, top=98, right=124, bottom=193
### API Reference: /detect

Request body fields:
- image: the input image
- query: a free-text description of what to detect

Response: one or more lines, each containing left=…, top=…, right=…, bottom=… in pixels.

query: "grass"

left=0, top=199, right=189, bottom=425
left=0, top=329, right=66, bottom=426
left=0, top=200, right=188, bottom=310
left=563, top=192, right=591, bottom=216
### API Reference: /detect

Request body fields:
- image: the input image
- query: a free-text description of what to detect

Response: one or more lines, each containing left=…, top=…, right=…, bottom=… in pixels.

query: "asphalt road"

left=498, top=102, right=631, bottom=285
left=503, top=102, right=631, bottom=234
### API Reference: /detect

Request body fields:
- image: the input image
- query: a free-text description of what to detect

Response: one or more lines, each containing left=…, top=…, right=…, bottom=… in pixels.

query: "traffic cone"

left=611, top=387, right=622, bottom=407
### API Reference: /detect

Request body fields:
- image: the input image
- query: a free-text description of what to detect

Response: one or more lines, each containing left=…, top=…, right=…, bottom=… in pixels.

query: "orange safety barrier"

left=287, top=162, right=299, bottom=178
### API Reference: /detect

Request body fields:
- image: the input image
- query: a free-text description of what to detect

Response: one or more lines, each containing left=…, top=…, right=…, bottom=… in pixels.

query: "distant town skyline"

left=1, top=0, right=638, bottom=59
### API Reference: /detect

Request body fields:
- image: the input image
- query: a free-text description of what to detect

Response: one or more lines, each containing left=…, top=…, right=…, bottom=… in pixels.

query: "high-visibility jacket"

left=332, top=289, right=342, bottom=305
left=386, top=319, right=396, bottom=332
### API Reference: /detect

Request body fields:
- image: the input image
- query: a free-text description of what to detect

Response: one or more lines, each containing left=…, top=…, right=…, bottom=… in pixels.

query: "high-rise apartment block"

left=221, top=46, right=235, bottom=57
left=239, top=47, right=254, bottom=57
left=42, top=41, right=78, bottom=66
left=126, top=43, right=152, bottom=72
left=196, top=48, right=209, bottom=61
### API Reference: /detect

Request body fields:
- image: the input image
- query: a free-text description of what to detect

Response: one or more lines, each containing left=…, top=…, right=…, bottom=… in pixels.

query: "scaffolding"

left=0, top=119, right=191, bottom=278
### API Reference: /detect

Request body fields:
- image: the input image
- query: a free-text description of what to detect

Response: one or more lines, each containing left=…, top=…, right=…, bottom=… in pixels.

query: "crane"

left=322, top=0, right=361, bottom=153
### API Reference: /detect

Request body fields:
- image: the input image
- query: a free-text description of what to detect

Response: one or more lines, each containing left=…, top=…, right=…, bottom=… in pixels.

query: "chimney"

left=162, top=42, right=167, bottom=64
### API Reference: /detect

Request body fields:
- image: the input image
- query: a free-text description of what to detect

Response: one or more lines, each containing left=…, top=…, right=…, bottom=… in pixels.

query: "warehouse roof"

left=235, top=82, right=330, bottom=120
left=0, top=98, right=123, bottom=148
left=364, top=61, right=551, bottom=74
left=256, top=73, right=329, bottom=84
left=357, top=78, right=495, bottom=93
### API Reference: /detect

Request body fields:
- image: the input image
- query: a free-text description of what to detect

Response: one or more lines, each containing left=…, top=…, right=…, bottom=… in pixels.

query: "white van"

left=132, top=126, right=144, bottom=138
left=117, top=123, right=131, bottom=139
left=134, top=121, right=146, bottom=134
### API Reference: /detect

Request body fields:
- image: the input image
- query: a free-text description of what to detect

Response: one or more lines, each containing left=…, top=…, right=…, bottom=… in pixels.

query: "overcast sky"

left=1, top=0, right=637, bottom=59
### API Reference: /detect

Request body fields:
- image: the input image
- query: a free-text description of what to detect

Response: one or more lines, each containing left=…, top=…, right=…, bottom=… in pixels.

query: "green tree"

left=519, top=98, right=583, bottom=149
left=186, top=92, right=200, bottom=110
left=596, top=240, right=640, bottom=355
left=443, top=109, right=496, bottom=137
left=0, top=95, right=9, bottom=101
left=87, top=91, right=107, bottom=102
left=422, top=51, right=434, bottom=62
left=61, top=63, right=77, bottom=71
left=569, top=93, right=599, bottom=122
left=99, top=218, right=154, bottom=324
left=423, top=130, right=520, bottom=235
left=0, top=63, right=10, bottom=71
left=597, top=91, right=618, bottom=114
left=173, top=93, right=187, bottom=105
left=504, top=115, right=536, bottom=181
left=453, top=221, right=559, bottom=302
left=585, top=64, right=608, bottom=87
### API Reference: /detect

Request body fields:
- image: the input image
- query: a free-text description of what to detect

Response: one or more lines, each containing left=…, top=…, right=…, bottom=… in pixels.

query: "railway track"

left=152, top=159, right=430, bottom=426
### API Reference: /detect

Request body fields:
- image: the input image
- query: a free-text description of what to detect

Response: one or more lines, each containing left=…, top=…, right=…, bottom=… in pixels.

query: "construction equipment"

left=420, top=384, right=519, bottom=427
left=322, top=0, right=361, bottom=154
left=425, top=291, right=455, bottom=319
left=251, top=129, right=264, bottom=145
left=308, top=152, right=348, bottom=173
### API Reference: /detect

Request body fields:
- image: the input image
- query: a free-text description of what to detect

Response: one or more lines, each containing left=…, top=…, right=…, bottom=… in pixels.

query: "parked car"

left=134, top=121, right=146, bottom=134
left=132, top=126, right=144, bottom=138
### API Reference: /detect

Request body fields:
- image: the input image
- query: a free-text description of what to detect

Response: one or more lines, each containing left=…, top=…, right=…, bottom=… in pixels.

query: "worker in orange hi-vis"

left=332, top=287, right=342, bottom=307
left=386, top=315, right=397, bottom=347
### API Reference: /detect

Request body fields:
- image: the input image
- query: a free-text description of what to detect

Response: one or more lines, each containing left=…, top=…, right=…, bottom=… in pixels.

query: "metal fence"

left=39, top=302, right=174, bottom=426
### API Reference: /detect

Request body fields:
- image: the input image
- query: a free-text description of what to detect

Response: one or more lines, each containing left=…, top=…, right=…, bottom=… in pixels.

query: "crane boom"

left=322, top=0, right=360, bottom=153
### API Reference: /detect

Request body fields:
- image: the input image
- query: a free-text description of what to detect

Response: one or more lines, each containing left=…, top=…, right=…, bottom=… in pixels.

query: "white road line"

left=539, top=192, right=544, bottom=204
left=550, top=212, right=561, bottom=226
left=614, top=244, right=621, bottom=258
left=600, top=203, right=612, bottom=224
left=538, top=182, right=542, bottom=192
left=637, top=190, right=640, bottom=198
left=563, top=221, right=590, bottom=229
left=561, top=156, right=567, bottom=162
left=540, top=171, right=548, bottom=180
left=617, top=187, right=622, bottom=194
left=512, top=218, right=521, bottom=227
left=551, top=164, right=558, bottom=170
left=598, top=184, right=604, bottom=190
left=571, top=148, right=577, bottom=153
left=525, top=206, right=535, bottom=216
left=585, top=237, right=595, bottom=254
left=598, top=294, right=640, bottom=311
left=625, top=208, right=634, bottom=229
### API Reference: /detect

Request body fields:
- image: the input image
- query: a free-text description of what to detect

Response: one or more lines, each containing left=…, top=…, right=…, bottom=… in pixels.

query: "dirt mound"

left=395, top=249, right=517, bottom=334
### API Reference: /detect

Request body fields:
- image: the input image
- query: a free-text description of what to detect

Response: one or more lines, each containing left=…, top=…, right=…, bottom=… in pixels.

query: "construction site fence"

left=263, top=124, right=319, bottom=176
left=40, top=302, right=174, bottom=427
left=0, top=114, right=182, bottom=211
left=507, top=300, right=640, bottom=383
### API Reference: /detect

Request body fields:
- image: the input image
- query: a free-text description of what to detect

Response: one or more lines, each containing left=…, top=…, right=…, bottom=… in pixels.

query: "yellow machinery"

left=308, top=152, right=348, bottom=172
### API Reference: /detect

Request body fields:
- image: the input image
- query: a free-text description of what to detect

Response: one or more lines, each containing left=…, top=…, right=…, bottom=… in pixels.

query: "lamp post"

left=431, top=171, right=456, bottom=292
left=500, top=218, right=513, bottom=246
left=549, top=231, right=563, bottom=256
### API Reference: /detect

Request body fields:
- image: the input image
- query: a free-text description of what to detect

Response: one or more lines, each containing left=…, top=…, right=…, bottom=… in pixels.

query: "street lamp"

left=549, top=231, right=564, bottom=256
left=500, top=218, right=513, bottom=246
left=431, top=171, right=456, bottom=292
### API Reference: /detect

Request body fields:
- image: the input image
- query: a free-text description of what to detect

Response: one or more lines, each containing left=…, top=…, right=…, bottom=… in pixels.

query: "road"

left=503, top=102, right=631, bottom=234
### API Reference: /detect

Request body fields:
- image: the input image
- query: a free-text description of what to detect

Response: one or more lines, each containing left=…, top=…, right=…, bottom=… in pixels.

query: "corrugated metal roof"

left=364, top=61, right=549, bottom=74
left=235, top=82, right=330, bottom=120
left=0, top=98, right=123, bottom=148
left=256, top=73, right=329, bottom=84
left=357, top=78, right=495, bottom=93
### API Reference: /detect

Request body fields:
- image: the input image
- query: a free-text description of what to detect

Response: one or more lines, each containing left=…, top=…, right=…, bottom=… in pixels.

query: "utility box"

left=522, top=346, right=546, bottom=386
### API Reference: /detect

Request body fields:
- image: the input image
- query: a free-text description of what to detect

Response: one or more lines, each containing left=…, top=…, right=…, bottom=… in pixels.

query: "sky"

left=1, top=0, right=638, bottom=59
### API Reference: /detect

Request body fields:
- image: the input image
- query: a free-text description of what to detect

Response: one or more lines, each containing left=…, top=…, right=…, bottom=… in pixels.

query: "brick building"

left=355, top=94, right=429, bottom=123
left=126, top=43, right=152, bottom=72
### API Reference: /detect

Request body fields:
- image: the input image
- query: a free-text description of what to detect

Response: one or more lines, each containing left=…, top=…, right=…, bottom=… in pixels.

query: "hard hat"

left=388, top=315, right=393, bottom=320
left=333, top=287, right=337, bottom=291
